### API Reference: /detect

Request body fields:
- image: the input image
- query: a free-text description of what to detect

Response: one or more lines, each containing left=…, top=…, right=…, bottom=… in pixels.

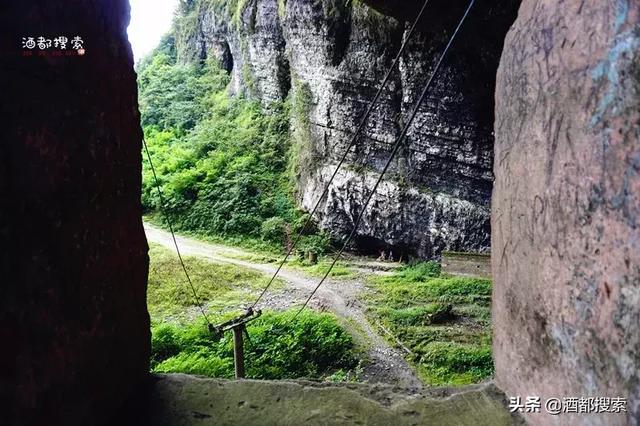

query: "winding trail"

left=144, top=223, right=423, bottom=390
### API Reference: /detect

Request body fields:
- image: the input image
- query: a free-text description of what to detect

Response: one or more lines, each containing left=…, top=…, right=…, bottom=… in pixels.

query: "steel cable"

left=294, top=0, right=476, bottom=318
left=250, top=0, right=433, bottom=309
left=143, top=138, right=213, bottom=327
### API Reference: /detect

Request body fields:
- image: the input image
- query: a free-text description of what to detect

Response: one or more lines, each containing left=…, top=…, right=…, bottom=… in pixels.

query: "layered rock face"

left=0, top=1, right=149, bottom=424
left=493, top=1, right=640, bottom=425
left=178, top=0, right=519, bottom=258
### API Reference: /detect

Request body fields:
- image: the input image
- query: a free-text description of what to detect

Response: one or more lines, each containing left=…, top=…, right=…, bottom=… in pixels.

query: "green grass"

left=146, top=216, right=357, bottom=280
left=145, top=212, right=286, bottom=256
left=375, top=303, right=455, bottom=327
left=286, top=257, right=356, bottom=279
left=151, top=310, right=358, bottom=380
left=148, top=243, right=359, bottom=380
left=367, top=261, right=493, bottom=385
left=216, top=249, right=357, bottom=278
left=415, top=342, right=493, bottom=385
left=147, top=243, right=284, bottom=321
left=391, top=261, right=441, bottom=281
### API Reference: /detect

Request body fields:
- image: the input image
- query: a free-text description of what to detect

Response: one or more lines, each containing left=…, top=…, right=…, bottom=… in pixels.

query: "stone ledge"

left=132, top=374, right=523, bottom=425
left=441, top=251, right=492, bottom=279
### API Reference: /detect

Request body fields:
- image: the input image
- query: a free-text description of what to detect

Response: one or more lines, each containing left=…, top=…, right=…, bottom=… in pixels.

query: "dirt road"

left=144, top=223, right=422, bottom=390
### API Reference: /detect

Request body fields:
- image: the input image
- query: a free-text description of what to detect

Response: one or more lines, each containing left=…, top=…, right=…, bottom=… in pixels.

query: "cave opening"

left=351, top=234, right=409, bottom=261
left=4, top=0, right=639, bottom=424
left=133, top=0, right=524, bottom=394
left=218, top=40, right=233, bottom=73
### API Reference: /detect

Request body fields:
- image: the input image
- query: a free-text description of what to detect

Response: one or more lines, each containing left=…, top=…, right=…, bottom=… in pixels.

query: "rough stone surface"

left=492, top=1, right=640, bottom=425
left=176, top=0, right=519, bottom=258
left=0, top=2, right=150, bottom=424
left=131, top=374, right=523, bottom=425
left=441, top=251, right=491, bottom=279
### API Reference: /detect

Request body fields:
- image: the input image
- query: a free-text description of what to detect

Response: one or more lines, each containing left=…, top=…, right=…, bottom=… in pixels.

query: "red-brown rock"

left=493, top=1, right=639, bottom=424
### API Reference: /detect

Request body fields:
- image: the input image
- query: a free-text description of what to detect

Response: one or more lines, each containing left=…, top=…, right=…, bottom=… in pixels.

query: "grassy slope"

left=366, top=262, right=493, bottom=385
left=147, top=243, right=358, bottom=380
left=147, top=242, right=279, bottom=322
left=218, top=247, right=357, bottom=279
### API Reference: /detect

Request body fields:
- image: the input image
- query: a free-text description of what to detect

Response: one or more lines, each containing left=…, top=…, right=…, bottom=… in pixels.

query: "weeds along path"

left=144, top=223, right=423, bottom=390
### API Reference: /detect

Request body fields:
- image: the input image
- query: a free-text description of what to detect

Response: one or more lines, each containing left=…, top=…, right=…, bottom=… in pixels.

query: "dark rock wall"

left=0, top=1, right=150, bottom=424
left=493, top=1, right=639, bottom=424
left=176, top=0, right=520, bottom=258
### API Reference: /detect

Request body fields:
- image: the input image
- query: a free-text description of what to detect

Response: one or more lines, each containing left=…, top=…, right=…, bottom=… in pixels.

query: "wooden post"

left=232, top=325, right=245, bottom=379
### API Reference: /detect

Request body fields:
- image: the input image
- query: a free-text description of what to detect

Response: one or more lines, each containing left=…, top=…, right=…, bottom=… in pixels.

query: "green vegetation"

left=173, top=1, right=199, bottom=61
left=367, top=262, right=493, bottom=385
left=140, top=10, right=494, bottom=387
left=147, top=243, right=280, bottom=320
left=138, top=40, right=330, bottom=254
left=287, top=257, right=356, bottom=278
left=277, top=0, right=287, bottom=20
left=180, top=0, right=252, bottom=29
left=288, top=81, right=316, bottom=185
left=208, top=241, right=357, bottom=279
left=148, top=243, right=358, bottom=380
left=151, top=311, right=357, bottom=379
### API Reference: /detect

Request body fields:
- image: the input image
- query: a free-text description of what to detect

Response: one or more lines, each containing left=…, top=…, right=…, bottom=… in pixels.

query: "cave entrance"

left=12, top=0, right=640, bottom=423
left=351, top=234, right=408, bottom=262
left=130, top=0, right=522, bottom=398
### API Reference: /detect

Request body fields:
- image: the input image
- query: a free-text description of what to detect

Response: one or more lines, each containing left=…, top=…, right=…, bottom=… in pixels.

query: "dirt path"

left=144, top=223, right=423, bottom=390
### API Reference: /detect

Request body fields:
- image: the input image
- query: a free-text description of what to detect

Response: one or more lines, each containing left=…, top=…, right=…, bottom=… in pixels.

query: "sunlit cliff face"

left=173, top=0, right=520, bottom=258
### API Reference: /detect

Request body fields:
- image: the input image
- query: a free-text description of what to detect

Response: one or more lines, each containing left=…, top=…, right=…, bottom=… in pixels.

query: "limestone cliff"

left=174, top=0, right=519, bottom=258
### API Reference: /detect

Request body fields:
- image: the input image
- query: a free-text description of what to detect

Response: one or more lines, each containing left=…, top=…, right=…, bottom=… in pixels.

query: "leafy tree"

left=138, top=45, right=330, bottom=252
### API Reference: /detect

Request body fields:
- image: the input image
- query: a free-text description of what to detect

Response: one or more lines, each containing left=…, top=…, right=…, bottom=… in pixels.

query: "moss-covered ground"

left=366, top=262, right=493, bottom=385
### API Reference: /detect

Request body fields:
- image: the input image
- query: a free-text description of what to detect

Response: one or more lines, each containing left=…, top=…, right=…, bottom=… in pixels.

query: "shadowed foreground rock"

left=133, top=374, right=522, bottom=426
left=493, top=1, right=639, bottom=425
left=0, top=1, right=149, bottom=424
